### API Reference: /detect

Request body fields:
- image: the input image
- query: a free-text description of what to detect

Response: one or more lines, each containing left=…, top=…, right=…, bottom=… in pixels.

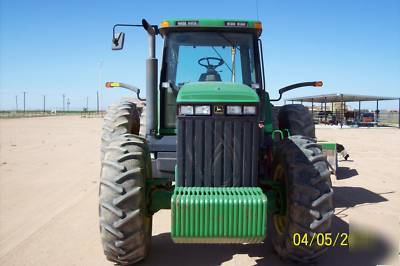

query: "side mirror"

left=112, top=32, right=125, bottom=50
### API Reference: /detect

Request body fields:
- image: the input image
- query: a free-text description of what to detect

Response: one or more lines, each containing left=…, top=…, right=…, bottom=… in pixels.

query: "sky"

left=0, top=0, right=399, bottom=111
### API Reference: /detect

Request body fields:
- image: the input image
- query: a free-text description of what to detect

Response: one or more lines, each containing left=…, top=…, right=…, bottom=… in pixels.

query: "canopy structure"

left=285, top=93, right=400, bottom=128
left=286, top=93, right=398, bottom=103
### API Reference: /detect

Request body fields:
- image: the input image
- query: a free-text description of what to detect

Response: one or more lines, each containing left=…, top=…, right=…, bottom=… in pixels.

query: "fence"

left=0, top=110, right=104, bottom=119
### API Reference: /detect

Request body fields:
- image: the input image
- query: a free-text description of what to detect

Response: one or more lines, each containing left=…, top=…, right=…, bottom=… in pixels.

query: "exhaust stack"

left=142, top=19, right=158, bottom=137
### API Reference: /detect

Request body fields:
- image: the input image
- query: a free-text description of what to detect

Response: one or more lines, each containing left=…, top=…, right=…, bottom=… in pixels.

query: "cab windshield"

left=161, top=31, right=259, bottom=129
left=164, top=32, right=257, bottom=86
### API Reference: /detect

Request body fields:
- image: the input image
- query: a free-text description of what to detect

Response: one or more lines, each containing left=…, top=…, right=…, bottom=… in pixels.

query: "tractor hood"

left=176, top=82, right=259, bottom=103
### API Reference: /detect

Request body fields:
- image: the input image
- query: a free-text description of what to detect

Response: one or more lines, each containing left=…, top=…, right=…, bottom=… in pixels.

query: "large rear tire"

left=99, top=134, right=152, bottom=265
left=271, top=106, right=280, bottom=130
left=278, top=104, right=315, bottom=138
left=270, top=135, right=334, bottom=263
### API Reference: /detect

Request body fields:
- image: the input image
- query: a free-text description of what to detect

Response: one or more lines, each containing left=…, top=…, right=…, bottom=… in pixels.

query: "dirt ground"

left=0, top=116, right=399, bottom=266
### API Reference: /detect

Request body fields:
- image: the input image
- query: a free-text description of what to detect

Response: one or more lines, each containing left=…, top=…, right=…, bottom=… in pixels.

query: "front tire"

left=270, top=135, right=334, bottom=263
left=99, top=134, right=152, bottom=265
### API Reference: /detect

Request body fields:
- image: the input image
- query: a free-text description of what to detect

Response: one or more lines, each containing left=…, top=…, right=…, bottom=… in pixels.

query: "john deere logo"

left=214, top=105, right=224, bottom=115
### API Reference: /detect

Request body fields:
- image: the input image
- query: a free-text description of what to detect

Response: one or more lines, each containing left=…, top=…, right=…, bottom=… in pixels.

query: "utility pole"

left=15, top=95, right=18, bottom=112
left=67, top=98, right=70, bottom=112
left=43, top=95, right=46, bottom=113
left=23, top=91, right=27, bottom=114
left=86, top=96, right=89, bottom=111
left=96, top=91, right=99, bottom=114
left=63, top=94, right=66, bottom=113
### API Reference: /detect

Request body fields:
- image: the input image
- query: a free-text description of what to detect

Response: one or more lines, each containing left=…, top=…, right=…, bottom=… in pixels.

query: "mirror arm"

left=112, top=24, right=142, bottom=44
left=108, top=82, right=146, bottom=101
left=270, top=81, right=323, bottom=102
left=112, top=22, right=159, bottom=42
left=122, top=83, right=146, bottom=102
left=270, top=93, right=283, bottom=102
left=111, top=21, right=159, bottom=49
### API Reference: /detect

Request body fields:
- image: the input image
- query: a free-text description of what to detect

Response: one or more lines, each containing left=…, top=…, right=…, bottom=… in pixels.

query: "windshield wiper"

left=211, top=46, right=233, bottom=74
left=215, top=33, right=241, bottom=82
left=216, top=32, right=241, bottom=52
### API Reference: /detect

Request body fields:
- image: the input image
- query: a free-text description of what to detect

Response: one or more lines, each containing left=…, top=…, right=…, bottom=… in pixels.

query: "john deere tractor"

left=99, top=19, right=334, bottom=265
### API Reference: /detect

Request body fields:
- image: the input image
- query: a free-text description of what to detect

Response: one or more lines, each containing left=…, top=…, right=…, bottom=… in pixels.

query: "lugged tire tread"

left=113, top=187, right=142, bottom=208
left=100, top=100, right=141, bottom=160
left=278, top=104, right=315, bottom=138
left=271, top=135, right=334, bottom=263
left=113, top=168, right=142, bottom=184
left=99, top=135, right=152, bottom=265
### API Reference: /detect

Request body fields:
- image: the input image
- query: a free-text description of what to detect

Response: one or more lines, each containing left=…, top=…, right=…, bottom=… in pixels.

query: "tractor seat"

left=198, top=69, right=222, bottom=82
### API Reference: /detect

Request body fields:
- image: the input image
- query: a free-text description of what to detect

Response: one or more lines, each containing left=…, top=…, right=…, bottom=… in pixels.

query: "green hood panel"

left=176, top=82, right=259, bottom=103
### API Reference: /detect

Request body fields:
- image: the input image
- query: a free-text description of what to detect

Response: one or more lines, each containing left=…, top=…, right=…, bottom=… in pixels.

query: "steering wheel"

left=198, top=57, right=224, bottom=70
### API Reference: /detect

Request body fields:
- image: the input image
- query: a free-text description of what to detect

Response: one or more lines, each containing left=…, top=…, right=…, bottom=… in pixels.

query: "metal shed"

left=285, top=93, right=399, bottom=128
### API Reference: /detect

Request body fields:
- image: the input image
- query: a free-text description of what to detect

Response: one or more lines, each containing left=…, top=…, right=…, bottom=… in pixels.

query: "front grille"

left=177, top=116, right=259, bottom=187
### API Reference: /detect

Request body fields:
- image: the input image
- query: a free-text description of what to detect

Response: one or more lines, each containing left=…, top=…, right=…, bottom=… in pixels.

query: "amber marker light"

left=254, top=22, right=262, bottom=29
left=160, top=21, right=169, bottom=28
left=105, top=82, right=120, bottom=88
left=314, top=81, right=323, bottom=87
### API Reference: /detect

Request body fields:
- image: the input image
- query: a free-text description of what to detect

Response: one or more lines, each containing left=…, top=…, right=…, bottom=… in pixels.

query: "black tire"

left=99, top=134, right=152, bottom=265
left=101, top=100, right=141, bottom=160
left=278, top=104, right=315, bottom=138
left=270, top=135, right=334, bottom=263
left=271, top=106, right=280, bottom=130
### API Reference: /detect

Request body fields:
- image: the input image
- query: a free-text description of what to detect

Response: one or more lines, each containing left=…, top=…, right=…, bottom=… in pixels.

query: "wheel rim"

left=272, top=164, right=287, bottom=235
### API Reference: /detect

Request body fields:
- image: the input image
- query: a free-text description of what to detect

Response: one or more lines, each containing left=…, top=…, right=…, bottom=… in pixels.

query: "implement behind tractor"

left=99, top=19, right=334, bottom=265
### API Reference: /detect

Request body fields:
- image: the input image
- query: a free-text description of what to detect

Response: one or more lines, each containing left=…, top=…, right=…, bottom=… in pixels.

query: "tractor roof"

left=159, top=19, right=262, bottom=37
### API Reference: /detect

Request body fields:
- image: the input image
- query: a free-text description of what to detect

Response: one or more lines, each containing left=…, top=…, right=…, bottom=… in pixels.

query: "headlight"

left=179, top=105, right=193, bottom=115
left=194, top=105, right=211, bottom=115
left=243, top=106, right=256, bottom=115
left=226, top=105, right=242, bottom=115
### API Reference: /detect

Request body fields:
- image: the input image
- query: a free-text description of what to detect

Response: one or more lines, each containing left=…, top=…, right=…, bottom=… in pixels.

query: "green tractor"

left=99, top=18, right=334, bottom=265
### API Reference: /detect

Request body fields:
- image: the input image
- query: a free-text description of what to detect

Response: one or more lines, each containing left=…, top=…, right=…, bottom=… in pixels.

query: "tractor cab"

left=158, top=19, right=264, bottom=131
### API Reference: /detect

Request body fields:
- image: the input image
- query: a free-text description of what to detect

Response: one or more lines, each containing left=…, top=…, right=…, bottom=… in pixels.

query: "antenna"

left=256, top=0, right=259, bottom=20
